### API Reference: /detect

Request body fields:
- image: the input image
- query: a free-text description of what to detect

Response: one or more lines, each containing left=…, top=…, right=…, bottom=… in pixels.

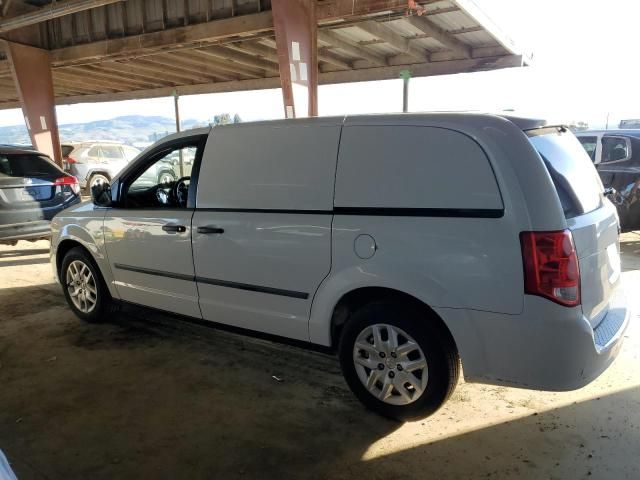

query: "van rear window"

left=527, top=127, right=602, bottom=218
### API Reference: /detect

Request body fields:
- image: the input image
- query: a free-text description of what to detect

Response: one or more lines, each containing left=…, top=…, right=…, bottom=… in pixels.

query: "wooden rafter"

left=318, top=29, right=386, bottom=66
left=202, top=45, right=279, bottom=73
left=357, top=20, right=430, bottom=63
left=405, top=15, right=471, bottom=58
left=133, top=56, right=220, bottom=84
left=182, top=49, right=266, bottom=77
left=49, top=10, right=274, bottom=66
left=156, top=51, right=239, bottom=81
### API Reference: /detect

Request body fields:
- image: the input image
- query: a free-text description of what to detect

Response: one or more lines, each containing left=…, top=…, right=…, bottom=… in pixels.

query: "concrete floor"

left=1, top=234, right=639, bottom=480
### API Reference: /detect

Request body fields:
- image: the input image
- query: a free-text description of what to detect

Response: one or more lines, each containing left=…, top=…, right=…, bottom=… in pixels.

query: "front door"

left=104, top=140, right=202, bottom=318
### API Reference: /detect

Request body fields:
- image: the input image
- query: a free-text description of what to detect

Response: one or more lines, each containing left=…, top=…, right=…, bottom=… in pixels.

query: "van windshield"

left=527, top=127, right=602, bottom=218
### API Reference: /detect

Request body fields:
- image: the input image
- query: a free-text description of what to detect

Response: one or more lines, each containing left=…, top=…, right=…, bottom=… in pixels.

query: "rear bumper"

left=0, top=197, right=80, bottom=242
left=0, top=220, right=51, bottom=242
left=443, top=287, right=631, bottom=391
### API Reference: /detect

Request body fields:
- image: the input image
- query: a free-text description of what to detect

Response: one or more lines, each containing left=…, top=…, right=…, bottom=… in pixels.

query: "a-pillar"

left=5, top=41, right=62, bottom=166
left=271, top=0, right=318, bottom=118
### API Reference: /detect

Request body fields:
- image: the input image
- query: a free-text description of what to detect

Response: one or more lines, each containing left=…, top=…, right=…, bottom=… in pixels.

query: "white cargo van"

left=51, top=114, right=630, bottom=420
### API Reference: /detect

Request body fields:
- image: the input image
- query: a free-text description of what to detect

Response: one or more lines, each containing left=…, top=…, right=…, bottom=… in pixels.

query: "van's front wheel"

left=338, top=301, right=459, bottom=421
left=61, top=247, right=118, bottom=322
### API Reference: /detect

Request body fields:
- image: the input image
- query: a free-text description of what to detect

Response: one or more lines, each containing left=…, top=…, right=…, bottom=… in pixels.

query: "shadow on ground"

left=1, top=283, right=639, bottom=480
left=0, top=247, right=50, bottom=268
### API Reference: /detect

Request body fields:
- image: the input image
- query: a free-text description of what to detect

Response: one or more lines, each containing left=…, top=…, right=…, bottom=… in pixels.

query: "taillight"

left=520, top=230, right=580, bottom=307
left=54, top=176, right=80, bottom=195
left=66, top=156, right=78, bottom=164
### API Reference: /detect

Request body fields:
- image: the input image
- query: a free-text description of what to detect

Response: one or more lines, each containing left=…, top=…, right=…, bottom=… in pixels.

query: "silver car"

left=63, top=142, right=141, bottom=192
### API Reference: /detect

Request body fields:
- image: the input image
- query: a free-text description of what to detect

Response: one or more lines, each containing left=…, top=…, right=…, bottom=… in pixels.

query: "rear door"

left=192, top=122, right=340, bottom=341
left=528, top=128, right=620, bottom=328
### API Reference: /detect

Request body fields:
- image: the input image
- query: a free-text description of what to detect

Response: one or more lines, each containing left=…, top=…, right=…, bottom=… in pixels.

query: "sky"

left=0, top=0, right=638, bottom=130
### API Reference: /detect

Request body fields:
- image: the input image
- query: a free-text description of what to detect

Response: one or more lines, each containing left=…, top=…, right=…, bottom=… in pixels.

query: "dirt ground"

left=1, top=234, right=639, bottom=480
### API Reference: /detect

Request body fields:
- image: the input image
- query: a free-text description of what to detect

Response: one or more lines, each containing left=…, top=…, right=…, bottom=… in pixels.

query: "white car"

left=50, top=114, right=630, bottom=420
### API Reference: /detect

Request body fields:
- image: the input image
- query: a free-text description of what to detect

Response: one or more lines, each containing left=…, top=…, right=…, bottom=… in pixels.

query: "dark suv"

left=576, top=130, right=640, bottom=231
left=0, top=148, right=81, bottom=245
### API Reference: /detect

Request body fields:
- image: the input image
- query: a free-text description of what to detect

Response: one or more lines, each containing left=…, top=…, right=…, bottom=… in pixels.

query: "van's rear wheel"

left=338, top=301, right=459, bottom=421
left=61, top=247, right=118, bottom=322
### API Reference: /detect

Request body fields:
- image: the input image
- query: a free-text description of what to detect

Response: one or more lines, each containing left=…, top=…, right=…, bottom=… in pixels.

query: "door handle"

left=197, top=226, right=225, bottom=234
left=162, top=224, right=186, bottom=233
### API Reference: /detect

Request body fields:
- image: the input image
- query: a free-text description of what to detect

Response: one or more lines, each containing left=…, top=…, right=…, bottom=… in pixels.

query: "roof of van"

left=156, top=127, right=211, bottom=143
left=209, top=113, right=549, bottom=131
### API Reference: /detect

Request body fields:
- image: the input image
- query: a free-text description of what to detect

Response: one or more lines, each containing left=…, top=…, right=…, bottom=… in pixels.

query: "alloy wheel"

left=66, top=260, right=98, bottom=313
left=353, top=323, right=428, bottom=405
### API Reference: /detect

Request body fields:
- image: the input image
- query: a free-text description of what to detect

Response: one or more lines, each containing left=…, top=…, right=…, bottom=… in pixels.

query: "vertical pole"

left=173, top=90, right=184, bottom=177
left=400, top=70, right=411, bottom=113
left=272, top=0, right=318, bottom=118
left=5, top=41, right=62, bottom=166
left=173, top=90, right=181, bottom=133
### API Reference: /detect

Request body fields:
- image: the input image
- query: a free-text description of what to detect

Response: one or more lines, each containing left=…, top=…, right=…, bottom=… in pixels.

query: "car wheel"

left=158, top=171, right=175, bottom=186
left=338, top=301, right=459, bottom=421
left=89, top=173, right=110, bottom=191
left=61, top=247, right=119, bottom=322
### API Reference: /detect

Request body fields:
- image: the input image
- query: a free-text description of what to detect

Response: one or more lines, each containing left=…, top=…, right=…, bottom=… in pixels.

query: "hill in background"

left=0, top=115, right=225, bottom=148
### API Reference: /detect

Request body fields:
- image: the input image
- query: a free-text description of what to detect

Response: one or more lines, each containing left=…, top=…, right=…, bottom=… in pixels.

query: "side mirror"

left=91, top=181, right=112, bottom=207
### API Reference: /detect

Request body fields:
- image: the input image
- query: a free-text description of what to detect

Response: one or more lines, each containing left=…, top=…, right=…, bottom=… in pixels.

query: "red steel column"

left=5, top=41, right=62, bottom=166
left=271, top=0, right=318, bottom=118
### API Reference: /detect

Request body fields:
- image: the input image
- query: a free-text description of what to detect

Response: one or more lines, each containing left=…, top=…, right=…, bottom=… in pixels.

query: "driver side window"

left=125, top=145, right=198, bottom=209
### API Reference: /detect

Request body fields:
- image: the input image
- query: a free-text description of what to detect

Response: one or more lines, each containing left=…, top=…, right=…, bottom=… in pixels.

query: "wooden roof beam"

left=50, top=10, right=274, bottom=66
left=52, top=70, right=122, bottom=93
left=27, top=55, right=523, bottom=109
left=225, top=41, right=279, bottom=64
left=318, top=29, right=386, bottom=66
left=157, top=52, right=239, bottom=81
left=357, top=20, right=430, bottom=63
left=134, top=57, right=221, bottom=84
left=178, top=49, right=265, bottom=78
left=58, top=66, right=155, bottom=91
left=110, top=60, right=213, bottom=85
left=227, top=40, right=353, bottom=72
left=55, top=67, right=138, bottom=91
left=317, top=48, right=352, bottom=70
left=76, top=64, right=167, bottom=89
left=95, top=61, right=177, bottom=87
left=405, top=15, right=471, bottom=58
left=202, top=46, right=280, bottom=74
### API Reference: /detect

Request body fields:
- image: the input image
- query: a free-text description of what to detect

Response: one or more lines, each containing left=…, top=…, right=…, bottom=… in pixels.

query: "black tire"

left=338, top=301, right=459, bottom=421
left=60, top=247, right=119, bottom=322
left=87, top=173, right=110, bottom=194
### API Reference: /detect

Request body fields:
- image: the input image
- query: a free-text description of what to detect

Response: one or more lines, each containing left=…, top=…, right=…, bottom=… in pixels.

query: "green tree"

left=209, top=113, right=242, bottom=126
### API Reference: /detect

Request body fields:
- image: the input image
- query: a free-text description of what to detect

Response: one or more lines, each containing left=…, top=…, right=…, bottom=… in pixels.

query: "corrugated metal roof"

left=0, top=0, right=527, bottom=108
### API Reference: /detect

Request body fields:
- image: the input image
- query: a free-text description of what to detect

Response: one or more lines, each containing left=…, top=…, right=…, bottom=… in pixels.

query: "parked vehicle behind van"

left=63, top=141, right=141, bottom=193
left=1, top=148, right=80, bottom=245
left=575, top=130, right=640, bottom=231
left=50, top=114, right=629, bottom=420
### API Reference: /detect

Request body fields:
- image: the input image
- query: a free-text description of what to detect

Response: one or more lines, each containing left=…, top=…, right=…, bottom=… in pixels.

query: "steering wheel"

left=173, top=176, right=191, bottom=207
left=155, top=187, right=170, bottom=206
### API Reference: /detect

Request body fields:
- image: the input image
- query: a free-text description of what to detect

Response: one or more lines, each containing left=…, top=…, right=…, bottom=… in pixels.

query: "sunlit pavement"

left=0, top=234, right=638, bottom=480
